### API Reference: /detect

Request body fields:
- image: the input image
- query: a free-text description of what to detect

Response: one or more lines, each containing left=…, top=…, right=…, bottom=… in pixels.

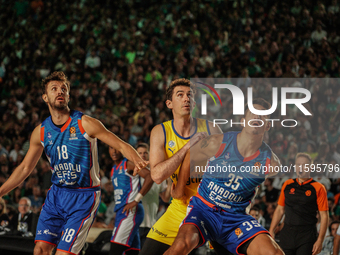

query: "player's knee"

left=172, top=241, right=189, bottom=253
left=33, top=246, right=49, bottom=255
left=34, top=242, right=54, bottom=255
left=173, top=236, right=198, bottom=253
left=266, top=247, right=284, bottom=255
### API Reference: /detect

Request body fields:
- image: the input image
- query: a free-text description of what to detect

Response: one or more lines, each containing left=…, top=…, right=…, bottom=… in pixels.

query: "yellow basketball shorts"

left=146, top=203, right=187, bottom=246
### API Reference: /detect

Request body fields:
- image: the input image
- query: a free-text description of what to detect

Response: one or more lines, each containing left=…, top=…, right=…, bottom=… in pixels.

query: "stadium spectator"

left=28, top=185, right=44, bottom=213
left=249, top=206, right=266, bottom=228
left=262, top=178, right=280, bottom=204
left=311, top=25, right=327, bottom=45
left=320, top=220, right=340, bottom=255
left=10, top=197, right=39, bottom=236
left=0, top=197, right=9, bottom=226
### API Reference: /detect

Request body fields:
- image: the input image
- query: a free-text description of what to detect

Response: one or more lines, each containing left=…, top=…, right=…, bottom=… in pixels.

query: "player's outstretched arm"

left=0, top=125, right=44, bottom=197
left=82, top=115, right=148, bottom=173
left=149, top=124, right=207, bottom=184
left=171, top=134, right=223, bottom=201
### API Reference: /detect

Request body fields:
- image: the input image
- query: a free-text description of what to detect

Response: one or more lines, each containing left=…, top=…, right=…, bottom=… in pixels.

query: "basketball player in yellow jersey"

left=138, top=78, right=222, bottom=255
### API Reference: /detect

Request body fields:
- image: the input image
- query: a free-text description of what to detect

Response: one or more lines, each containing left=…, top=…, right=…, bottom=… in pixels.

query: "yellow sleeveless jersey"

left=161, top=118, right=211, bottom=211
left=146, top=118, right=211, bottom=246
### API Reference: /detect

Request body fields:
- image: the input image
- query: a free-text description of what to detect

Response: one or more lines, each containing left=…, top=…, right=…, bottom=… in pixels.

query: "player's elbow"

left=151, top=172, right=163, bottom=184
left=276, top=205, right=285, bottom=215
left=153, top=177, right=163, bottom=185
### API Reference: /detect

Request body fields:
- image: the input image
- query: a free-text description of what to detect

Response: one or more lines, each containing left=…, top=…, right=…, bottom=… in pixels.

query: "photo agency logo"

left=194, top=78, right=312, bottom=128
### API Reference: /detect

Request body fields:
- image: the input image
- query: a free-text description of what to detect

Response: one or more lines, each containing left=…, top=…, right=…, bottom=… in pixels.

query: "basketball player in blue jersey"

left=138, top=79, right=233, bottom=255
left=165, top=98, right=284, bottom=255
left=109, top=147, right=153, bottom=255
left=0, top=71, right=148, bottom=255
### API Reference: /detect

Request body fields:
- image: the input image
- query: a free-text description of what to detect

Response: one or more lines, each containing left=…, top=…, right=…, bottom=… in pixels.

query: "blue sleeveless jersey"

left=197, top=131, right=272, bottom=214
left=40, top=110, right=100, bottom=188
left=111, top=158, right=141, bottom=212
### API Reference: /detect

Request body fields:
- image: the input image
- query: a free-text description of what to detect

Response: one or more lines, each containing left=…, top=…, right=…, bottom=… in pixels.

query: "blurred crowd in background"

left=1, top=0, right=340, bottom=253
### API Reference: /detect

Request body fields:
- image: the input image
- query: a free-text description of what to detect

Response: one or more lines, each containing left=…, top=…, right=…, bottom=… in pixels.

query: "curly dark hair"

left=165, top=78, right=196, bottom=101
left=41, top=71, right=70, bottom=94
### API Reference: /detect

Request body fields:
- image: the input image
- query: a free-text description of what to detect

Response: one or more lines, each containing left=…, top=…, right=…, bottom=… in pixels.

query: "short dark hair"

left=249, top=207, right=260, bottom=213
left=329, top=220, right=340, bottom=233
left=244, top=98, right=272, bottom=117
left=266, top=178, right=274, bottom=185
left=41, top=71, right=70, bottom=94
left=136, top=143, right=149, bottom=151
left=166, top=78, right=195, bottom=101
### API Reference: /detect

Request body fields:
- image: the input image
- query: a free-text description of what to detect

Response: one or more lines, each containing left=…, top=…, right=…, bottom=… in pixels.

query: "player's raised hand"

left=189, top=132, right=208, bottom=148
left=133, top=160, right=149, bottom=176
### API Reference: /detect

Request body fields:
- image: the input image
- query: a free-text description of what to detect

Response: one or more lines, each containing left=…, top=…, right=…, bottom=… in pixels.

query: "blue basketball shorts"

left=111, top=203, right=144, bottom=251
left=182, top=195, right=269, bottom=255
left=35, top=185, right=101, bottom=255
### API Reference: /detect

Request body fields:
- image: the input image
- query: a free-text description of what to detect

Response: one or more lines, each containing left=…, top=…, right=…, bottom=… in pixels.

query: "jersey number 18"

left=57, top=145, right=69, bottom=160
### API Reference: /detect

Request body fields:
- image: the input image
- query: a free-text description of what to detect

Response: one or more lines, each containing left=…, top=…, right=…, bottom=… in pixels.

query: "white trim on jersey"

left=112, top=209, right=138, bottom=245
left=125, top=171, right=140, bottom=205
left=70, top=189, right=101, bottom=254
left=84, top=133, right=100, bottom=187
left=246, top=186, right=260, bottom=214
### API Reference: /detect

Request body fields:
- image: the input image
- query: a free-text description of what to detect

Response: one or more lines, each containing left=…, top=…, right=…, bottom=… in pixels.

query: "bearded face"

left=43, top=81, right=70, bottom=111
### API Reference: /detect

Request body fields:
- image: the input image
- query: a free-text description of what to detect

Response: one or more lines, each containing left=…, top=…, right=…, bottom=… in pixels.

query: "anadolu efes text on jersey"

left=197, top=131, right=272, bottom=214
left=40, top=110, right=100, bottom=188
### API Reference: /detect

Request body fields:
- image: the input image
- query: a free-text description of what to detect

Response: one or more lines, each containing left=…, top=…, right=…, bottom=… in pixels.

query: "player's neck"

left=237, top=132, right=263, bottom=158
left=50, top=107, right=71, bottom=125
left=173, top=115, right=193, bottom=137
left=114, top=158, right=123, bottom=166
left=298, top=177, right=311, bottom=183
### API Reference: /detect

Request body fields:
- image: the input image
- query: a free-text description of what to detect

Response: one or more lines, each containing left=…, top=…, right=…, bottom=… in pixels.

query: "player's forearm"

left=173, top=152, right=191, bottom=199
left=151, top=145, right=189, bottom=184
left=0, top=165, right=32, bottom=197
left=334, top=235, right=340, bottom=255
left=317, top=211, right=329, bottom=243
left=139, top=173, right=153, bottom=196
left=160, top=182, right=171, bottom=203
left=119, top=142, right=144, bottom=164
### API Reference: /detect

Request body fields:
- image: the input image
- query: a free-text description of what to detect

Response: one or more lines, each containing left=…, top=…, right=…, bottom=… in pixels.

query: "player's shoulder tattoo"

left=200, top=136, right=213, bottom=148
